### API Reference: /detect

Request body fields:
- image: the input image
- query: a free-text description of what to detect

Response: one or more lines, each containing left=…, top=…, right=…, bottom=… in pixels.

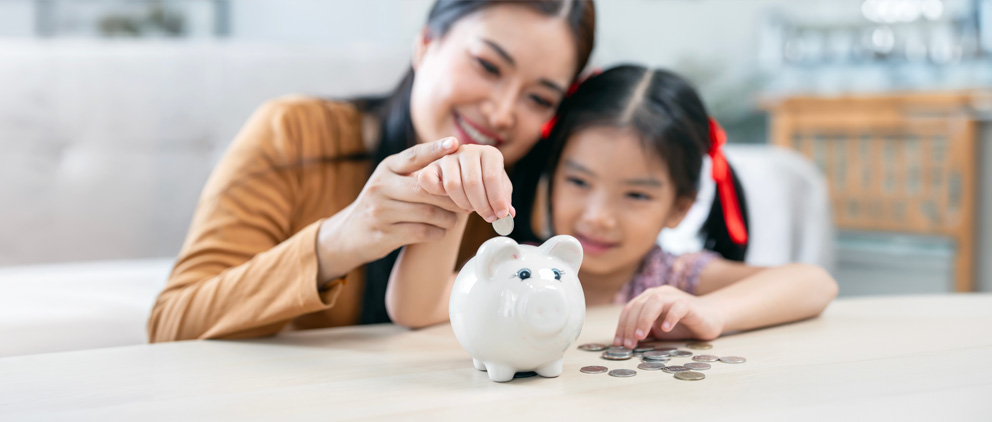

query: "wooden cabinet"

left=766, top=91, right=992, bottom=291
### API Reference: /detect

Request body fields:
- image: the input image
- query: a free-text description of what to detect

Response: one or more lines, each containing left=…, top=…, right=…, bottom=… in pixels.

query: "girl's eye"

left=516, top=268, right=532, bottom=280
left=626, top=191, right=652, bottom=201
left=566, top=176, right=588, bottom=188
left=476, top=58, right=500, bottom=76
left=552, top=268, right=563, bottom=280
left=530, top=95, right=554, bottom=108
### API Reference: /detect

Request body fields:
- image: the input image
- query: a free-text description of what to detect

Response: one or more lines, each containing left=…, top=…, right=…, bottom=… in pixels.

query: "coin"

left=684, top=362, right=711, bottom=371
left=578, top=343, right=608, bottom=352
left=580, top=365, right=609, bottom=374
left=633, top=346, right=654, bottom=353
left=642, top=355, right=670, bottom=363
left=606, top=346, right=631, bottom=354
left=674, top=371, right=706, bottom=381
left=653, top=346, right=677, bottom=352
left=670, top=350, right=693, bottom=357
left=661, top=365, right=689, bottom=373
left=720, top=356, right=746, bottom=364
left=693, top=354, right=720, bottom=362
left=637, top=362, right=666, bottom=371
left=608, top=369, right=637, bottom=378
left=642, top=351, right=671, bottom=360
left=686, top=342, right=713, bottom=350
left=601, top=351, right=632, bottom=361
left=493, top=216, right=514, bottom=236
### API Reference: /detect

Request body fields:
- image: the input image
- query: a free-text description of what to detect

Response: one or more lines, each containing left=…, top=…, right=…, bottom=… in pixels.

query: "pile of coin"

left=576, top=341, right=746, bottom=381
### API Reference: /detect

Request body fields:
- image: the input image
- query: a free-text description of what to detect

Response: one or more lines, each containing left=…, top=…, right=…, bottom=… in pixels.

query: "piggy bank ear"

left=539, top=235, right=583, bottom=270
left=476, top=237, right=522, bottom=281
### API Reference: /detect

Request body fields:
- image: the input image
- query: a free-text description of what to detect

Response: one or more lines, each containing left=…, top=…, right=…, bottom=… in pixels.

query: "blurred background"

left=0, top=0, right=990, bottom=355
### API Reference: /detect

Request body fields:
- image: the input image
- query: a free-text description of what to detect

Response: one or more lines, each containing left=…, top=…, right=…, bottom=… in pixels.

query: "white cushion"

left=0, top=259, right=172, bottom=357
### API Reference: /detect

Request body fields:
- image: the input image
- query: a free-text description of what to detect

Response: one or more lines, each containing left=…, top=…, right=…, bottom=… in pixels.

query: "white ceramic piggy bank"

left=449, top=235, right=585, bottom=382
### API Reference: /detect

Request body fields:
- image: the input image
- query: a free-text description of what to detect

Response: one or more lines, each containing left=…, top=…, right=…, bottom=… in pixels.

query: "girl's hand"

left=614, top=286, right=725, bottom=348
left=316, top=137, right=465, bottom=282
left=416, top=143, right=515, bottom=223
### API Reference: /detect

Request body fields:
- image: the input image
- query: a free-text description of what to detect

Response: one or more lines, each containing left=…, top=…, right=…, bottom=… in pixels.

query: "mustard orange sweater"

left=147, top=97, right=492, bottom=342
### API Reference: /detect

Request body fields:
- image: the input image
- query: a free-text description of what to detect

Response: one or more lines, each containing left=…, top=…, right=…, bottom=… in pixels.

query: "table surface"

left=2, top=294, right=991, bottom=421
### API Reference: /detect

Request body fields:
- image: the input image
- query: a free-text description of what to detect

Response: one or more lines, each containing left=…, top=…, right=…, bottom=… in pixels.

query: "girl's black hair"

left=355, top=0, right=596, bottom=324
left=511, top=64, right=749, bottom=262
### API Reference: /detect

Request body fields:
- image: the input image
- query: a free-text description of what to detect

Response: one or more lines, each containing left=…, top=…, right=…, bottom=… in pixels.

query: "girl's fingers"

left=614, top=301, right=636, bottom=347
left=635, top=296, right=667, bottom=340
left=459, top=153, right=497, bottom=222
left=660, top=299, right=691, bottom=332
left=417, top=163, right=445, bottom=196
left=619, top=299, right=648, bottom=349
left=480, top=150, right=510, bottom=219
left=438, top=157, right=473, bottom=212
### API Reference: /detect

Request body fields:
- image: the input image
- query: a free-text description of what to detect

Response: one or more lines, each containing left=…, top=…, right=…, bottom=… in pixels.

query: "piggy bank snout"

left=517, top=287, right=570, bottom=336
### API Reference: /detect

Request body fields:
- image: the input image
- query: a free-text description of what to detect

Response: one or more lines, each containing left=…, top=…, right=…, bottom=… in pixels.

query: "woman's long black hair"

left=511, top=65, right=749, bottom=263
left=354, top=0, right=596, bottom=324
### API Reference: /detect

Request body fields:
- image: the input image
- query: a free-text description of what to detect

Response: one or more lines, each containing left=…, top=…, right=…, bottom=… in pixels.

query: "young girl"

left=512, top=65, right=838, bottom=348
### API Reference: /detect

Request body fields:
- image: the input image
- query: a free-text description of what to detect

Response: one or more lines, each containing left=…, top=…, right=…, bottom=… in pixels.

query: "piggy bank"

left=449, top=235, right=585, bottom=382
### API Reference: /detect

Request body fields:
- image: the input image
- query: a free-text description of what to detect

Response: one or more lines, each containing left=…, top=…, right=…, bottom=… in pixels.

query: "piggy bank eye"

left=515, top=268, right=532, bottom=280
left=552, top=268, right=563, bottom=280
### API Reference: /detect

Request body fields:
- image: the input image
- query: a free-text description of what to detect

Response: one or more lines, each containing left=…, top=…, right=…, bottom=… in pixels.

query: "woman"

left=147, top=0, right=596, bottom=341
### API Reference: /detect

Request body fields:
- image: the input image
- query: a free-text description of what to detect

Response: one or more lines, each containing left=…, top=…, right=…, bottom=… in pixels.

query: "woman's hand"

left=316, top=137, right=465, bottom=283
left=416, top=143, right=515, bottom=223
left=614, top=285, right=725, bottom=348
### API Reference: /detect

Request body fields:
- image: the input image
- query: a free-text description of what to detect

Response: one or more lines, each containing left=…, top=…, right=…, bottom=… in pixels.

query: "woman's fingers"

left=385, top=137, right=458, bottom=174
left=384, top=200, right=459, bottom=231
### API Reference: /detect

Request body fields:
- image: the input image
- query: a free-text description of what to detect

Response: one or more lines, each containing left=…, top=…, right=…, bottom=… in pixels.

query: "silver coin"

left=684, top=362, right=711, bottom=371
left=642, top=355, right=670, bottom=363
left=608, top=369, right=637, bottom=378
left=606, top=346, right=631, bottom=354
left=633, top=346, right=654, bottom=353
left=661, top=365, right=689, bottom=373
left=693, top=354, right=720, bottom=362
left=580, top=365, right=609, bottom=374
left=601, top=351, right=632, bottom=361
left=637, top=362, right=666, bottom=371
left=642, top=351, right=671, bottom=360
left=492, top=216, right=514, bottom=236
left=578, top=343, right=608, bottom=352
left=674, top=371, right=706, bottom=381
left=670, top=350, right=693, bottom=357
left=719, top=356, right=746, bottom=364
left=686, top=342, right=713, bottom=350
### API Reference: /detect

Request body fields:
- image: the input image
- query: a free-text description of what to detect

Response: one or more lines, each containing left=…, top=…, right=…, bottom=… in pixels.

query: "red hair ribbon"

left=708, top=118, right=748, bottom=245
left=540, top=68, right=602, bottom=139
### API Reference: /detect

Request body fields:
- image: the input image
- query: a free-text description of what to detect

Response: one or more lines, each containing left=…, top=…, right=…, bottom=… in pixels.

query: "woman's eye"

left=552, top=268, right=563, bottom=280
left=476, top=58, right=500, bottom=76
left=530, top=95, right=554, bottom=108
left=626, top=191, right=652, bottom=201
left=516, top=268, right=532, bottom=280
left=566, top=176, right=588, bottom=188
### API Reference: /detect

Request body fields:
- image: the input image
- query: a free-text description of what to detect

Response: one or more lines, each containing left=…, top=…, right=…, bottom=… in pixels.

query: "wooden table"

left=2, top=294, right=991, bottom=421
